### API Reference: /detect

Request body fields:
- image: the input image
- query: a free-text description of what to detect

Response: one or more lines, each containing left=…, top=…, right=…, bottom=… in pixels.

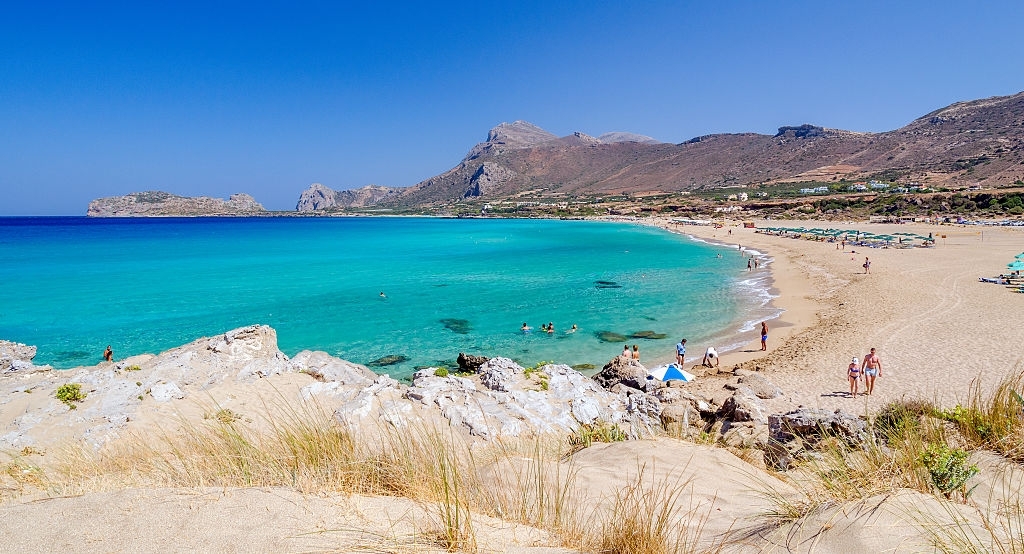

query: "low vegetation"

left=6, top=371, right=1024, bottom=552
left=54, top=383, right=86, bottom=409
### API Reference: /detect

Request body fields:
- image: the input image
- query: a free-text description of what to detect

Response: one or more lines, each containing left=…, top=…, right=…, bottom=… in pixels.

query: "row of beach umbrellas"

left=1009, top=252, right=1024, bottom=272
left=759, top=227, right=933, bottom=244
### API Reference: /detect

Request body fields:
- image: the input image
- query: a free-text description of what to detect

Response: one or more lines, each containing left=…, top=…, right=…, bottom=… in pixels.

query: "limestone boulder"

left=769, top=408, right=868, bottom=447
left=593, top=355, right=656, bottom=392
left=719, top=386, right=768, bottom=424
left=736, top=373, right=783, bottom=399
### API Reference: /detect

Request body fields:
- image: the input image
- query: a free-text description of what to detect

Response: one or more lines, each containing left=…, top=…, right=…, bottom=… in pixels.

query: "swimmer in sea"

left=546, top=322, right=555, bottom=334
left=566, top=324, right=578, bottom=334
left=379, top=291, right=386, bottom=298
left=521, top=322, right=532, bottom=333
left=103, top=345, right=113, bottom=362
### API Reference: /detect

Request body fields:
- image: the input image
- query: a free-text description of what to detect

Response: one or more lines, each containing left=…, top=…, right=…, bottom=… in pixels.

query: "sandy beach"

left=650, top=217, right=1024, bottom=413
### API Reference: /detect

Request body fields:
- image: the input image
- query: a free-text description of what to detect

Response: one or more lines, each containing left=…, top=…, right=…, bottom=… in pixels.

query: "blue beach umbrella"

left=648, top=364, right=695, bottom=382
left=1007, top=261, right=1024, bottom=271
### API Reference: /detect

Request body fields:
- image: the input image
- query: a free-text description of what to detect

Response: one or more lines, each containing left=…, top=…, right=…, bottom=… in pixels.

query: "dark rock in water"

left=434, top=359, right=457, bottom=368
left=595, top=331, right=628, bottom=343
left=594, top=280, right=617, bottom=285
left=641, top=316, right=657, bottom=321
left=440, top=318, right=472, bottom=334
left=572, top=363, right=595, bottom=370
left=457, top=352, right=490, bottom=373
left=629, top=330, right=668, bottom=340
left=594, top=280, right=622, bottom=289
left=53, top=350, right=92, bottom=363
left=368, top=354, right=410, bottom=367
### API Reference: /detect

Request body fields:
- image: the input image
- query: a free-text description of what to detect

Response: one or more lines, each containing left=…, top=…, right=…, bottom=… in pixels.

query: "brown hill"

left=308, top=91, right=1024, bottom=210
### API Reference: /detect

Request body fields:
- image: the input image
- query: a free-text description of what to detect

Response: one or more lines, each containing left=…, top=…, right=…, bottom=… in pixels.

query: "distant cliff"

left=295, top=183, right=401, bottom=211
left=87, top=191, right=266, bottom=217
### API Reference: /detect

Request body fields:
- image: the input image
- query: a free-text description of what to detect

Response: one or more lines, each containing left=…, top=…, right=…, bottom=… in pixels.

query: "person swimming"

left=566, top=324, right=578, bottom=334
left=521, top=322, right=532, bottom=333
left=546, top=322, right=554, bottom=334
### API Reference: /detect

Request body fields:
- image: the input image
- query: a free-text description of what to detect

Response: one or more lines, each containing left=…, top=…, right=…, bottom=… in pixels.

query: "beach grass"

left=8, top=372, right=1024, bottom=551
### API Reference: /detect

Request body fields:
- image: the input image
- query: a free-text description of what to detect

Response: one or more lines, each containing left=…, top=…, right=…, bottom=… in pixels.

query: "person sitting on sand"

left=103, top=345, right=113, bottom=362
left=622, top=344, right=631, bottom=359
left=848, top=357, right=861, bottom=397
left=861, top=347, right=882, bottom=395
left=675, top=338, right=687, bottom=366
left=521, top=322, right=531, bottom=333
left=632, top=344, right=640, bottom=361
left=702, top=346, right=719, bottom=368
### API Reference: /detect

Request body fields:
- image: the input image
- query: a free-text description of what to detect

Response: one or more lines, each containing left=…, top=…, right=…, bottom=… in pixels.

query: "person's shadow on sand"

left=820, top=391, right=852, bottom=398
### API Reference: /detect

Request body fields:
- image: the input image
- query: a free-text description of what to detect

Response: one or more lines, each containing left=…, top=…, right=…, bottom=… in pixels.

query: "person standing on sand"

left=103, top=345, right=113, bottom=362
left=861, top=347, right=882, bottom=395
left=863, top=257, right=871, bottom=274
left=848, top=357, right=861, bottom=397
left=675, top=338, right=687, bottom=366
left=760, top=322, right=768, bottom=351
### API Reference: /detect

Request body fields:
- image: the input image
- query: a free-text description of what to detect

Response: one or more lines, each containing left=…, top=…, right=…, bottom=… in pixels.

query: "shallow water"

left=0, top=217, right=778, bottom=377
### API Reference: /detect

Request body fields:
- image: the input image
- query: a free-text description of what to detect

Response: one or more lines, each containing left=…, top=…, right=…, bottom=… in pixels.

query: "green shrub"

left=874, top=400, right=935, bottom=442
left=434, top=367, right=449, bottom=377
left=55, top=383, right=86, bottom=409
left=920, top=443, right=979, bottom=500
left=125, top=365, right=142, bottom=372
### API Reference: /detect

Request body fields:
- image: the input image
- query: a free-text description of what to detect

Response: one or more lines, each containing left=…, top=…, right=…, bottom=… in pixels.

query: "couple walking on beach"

left=847, top=347, right=882, bottom=397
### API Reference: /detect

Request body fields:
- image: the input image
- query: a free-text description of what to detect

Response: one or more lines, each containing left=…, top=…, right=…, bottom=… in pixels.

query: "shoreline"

left=650, top=217, right=1024, bottom=411
left=642, top=217, right=816, bottom=370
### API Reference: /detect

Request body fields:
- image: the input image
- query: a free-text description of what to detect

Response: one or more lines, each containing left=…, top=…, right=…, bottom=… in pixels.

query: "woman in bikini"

left=848, top=357, right=861, bottom=397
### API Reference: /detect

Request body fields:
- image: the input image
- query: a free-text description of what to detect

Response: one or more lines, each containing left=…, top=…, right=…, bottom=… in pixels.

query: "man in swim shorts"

left=702, top=346, right=719, bottom=368
left=675, top=338, right=687, bottom=366
left=860, top=347, right=882, bottom=395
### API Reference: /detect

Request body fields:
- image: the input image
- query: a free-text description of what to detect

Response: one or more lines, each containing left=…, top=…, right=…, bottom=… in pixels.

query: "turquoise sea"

left=0, top=217, right=779, bottom=377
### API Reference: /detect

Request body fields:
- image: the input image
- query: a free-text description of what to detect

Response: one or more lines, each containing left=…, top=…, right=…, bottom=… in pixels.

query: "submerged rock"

left=439, top=318, right=472, bottom=334
left=629, top=330, right=668, bottom=340
left=367, top=355, right=409, bottom=367
left=595, top=331, right=628, bottom=343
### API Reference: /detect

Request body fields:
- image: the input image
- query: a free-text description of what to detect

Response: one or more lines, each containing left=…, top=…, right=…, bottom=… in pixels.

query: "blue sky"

left=2, top=1, right=1022, bottom=215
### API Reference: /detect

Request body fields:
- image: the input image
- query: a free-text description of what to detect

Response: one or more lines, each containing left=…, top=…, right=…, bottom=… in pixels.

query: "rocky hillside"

left=87, top=191, right=265, bottom=217
left=295, top=183, right=401, bottom=212
left=302, top=91, right=1024, bottom=211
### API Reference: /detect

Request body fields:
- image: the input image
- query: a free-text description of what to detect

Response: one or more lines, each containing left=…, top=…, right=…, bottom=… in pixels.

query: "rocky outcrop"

left=765, top=408, right=868, bottom=470
left=87, top=191, right=266, bottom=217
left=295, top=183, right=401, bottom=211
left=464, top=162, right=517, bottom=198
left=0, top=326, right=666, bottom=450
left=0, top=340, right=46, bottom=374
left=731, top=372, right=783, bottom=399
left=593, top=355, right=656, bottom=393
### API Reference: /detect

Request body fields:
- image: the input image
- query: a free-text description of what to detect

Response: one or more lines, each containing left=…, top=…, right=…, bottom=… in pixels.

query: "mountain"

left=303, top=91, right=1024, bottom=211
left=87, top=191, right=265, bottom=217
left=295, top=183, right=401, bottom=211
